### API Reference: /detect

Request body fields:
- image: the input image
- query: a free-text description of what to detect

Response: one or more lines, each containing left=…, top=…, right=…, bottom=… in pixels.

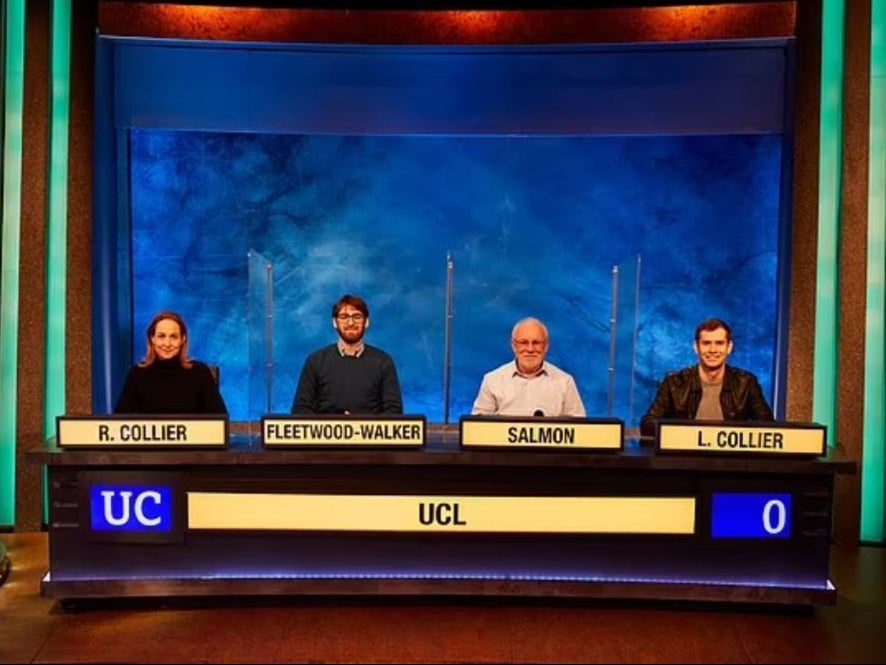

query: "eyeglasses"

left=512, top=339, right=547, bottom=349
left=336, top=313, right=365, bottom=323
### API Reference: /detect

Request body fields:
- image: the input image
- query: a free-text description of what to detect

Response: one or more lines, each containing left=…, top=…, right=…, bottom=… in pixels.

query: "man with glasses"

left=291, top=294, right=403, bottom=414
left=471, top=317, right=586, bottom=417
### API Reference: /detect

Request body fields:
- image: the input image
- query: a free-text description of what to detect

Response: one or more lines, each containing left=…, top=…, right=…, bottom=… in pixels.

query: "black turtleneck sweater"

left=114, top=358, right=228, bottom=415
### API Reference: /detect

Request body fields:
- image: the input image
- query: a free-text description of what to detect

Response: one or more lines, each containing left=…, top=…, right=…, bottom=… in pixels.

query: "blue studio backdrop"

left=94, top=37, right=794, bottom=425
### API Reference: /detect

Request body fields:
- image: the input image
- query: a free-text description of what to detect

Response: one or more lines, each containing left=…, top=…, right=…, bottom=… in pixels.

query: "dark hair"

left=139, top=310, right=193, bottom=368
left=332, top=294, right=369, bottom=319
left=695, top=318, right=732, bottom=342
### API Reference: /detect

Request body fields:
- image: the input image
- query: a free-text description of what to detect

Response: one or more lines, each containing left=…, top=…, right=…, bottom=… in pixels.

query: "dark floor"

left=1, top=533, right=883, bottom=664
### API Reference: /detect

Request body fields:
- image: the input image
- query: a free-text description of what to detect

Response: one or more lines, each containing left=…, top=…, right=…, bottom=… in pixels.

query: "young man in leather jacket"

left=640, top=318, right=774, bottom=437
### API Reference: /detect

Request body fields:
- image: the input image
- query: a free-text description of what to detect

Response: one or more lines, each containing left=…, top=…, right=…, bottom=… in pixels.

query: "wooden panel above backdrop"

left=97, top=2, right=796, bottom=44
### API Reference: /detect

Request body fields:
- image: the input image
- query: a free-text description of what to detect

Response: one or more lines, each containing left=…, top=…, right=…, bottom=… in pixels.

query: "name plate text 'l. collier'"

left=657, top=421, right=826, bottom=456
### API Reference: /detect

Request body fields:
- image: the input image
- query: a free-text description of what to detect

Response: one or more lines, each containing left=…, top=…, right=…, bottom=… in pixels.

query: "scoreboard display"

left=710, top=493, right=792, bottom=539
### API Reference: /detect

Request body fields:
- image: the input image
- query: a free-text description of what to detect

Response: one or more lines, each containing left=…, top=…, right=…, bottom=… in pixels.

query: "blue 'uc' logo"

left=90, top=486, right=174, bottom=532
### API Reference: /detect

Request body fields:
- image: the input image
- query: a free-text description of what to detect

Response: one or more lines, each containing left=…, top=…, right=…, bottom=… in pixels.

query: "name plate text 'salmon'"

left=460, top=417, right=623, bottom=451
left=56, top=416, right=228, bottom=449
left=657, top=421, right=826, bottom=456
left=262, top=416, right=426, bottom=448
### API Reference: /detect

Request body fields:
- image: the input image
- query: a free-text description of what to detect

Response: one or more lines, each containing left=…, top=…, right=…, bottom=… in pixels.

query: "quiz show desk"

left=28, top=416, right=855, bottom=606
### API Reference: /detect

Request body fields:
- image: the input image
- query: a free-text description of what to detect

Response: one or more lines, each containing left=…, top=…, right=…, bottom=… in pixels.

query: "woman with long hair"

left=114, top=311, right=227, bottom=414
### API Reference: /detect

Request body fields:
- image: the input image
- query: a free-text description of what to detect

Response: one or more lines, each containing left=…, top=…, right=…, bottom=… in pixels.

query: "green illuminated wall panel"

left=0, top=0, right=26, bottom=527
left=862, top=0, right=886, bottom=543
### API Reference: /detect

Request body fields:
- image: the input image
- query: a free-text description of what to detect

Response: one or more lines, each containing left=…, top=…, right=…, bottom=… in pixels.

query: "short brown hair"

left=695, top=318, right=732, bottom=342
left=332, top=294, right=369, bottom=319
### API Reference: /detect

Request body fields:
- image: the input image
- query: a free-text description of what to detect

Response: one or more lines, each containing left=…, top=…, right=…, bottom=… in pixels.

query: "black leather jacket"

left=640, top=365, right=774, bottom=436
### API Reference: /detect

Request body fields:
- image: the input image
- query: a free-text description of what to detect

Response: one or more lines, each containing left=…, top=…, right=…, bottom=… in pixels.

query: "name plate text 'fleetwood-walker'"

left=262, top=416, right=426, bottom=448
left=188, top=493, right=696, bottom=534
left=57, top=416, right=228, bottom=449
left=460, top=417, right=623, bottom=451
left=657, top=421, right=826, bottom=456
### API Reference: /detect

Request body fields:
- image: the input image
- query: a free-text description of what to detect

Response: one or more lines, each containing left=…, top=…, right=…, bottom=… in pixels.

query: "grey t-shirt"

left=695, top=380, right=724, bottom=421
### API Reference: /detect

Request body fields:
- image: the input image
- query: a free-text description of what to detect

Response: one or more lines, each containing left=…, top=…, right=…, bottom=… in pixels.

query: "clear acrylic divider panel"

left=247, top=250, right=273, bottom=423
left=610, top=255, right=641, bottom=430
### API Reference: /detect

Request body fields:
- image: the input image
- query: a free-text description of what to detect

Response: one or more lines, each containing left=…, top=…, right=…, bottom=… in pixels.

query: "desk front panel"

left=44, top=456, right=836, bottom=602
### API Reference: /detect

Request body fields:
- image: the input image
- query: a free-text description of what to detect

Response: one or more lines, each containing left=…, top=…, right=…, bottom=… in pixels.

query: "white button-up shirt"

left=471, top=361, right=586, bottom=417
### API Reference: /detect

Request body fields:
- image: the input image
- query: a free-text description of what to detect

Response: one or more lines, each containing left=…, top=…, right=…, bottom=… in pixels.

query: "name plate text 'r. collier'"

left=57, top=417, right=228, bottom=448
left=187, top=493, right=695, bottom=534
left=460, top=418, right=623, bottom=450
left=657, top=422, right=826, bottom=456
left=263, top=417, right=425, bottom=448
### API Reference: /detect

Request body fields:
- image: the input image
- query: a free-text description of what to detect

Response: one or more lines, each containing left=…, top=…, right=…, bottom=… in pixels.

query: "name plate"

left=188, top=493, right=695, bottom=534
left=657, top=421, right=827, bottom=456
left=460, top=417, right=623, bottom=450
left=56, top=416, right=229, bottom=449
left=262, top=416, right=426, bottom=448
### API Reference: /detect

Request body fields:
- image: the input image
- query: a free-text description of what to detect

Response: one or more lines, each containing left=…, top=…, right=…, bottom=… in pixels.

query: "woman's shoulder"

left=126, top=363, right=149, bottom=376
left=187, top=360, right=216, bottom=376
left=189, top=360, right=221, bottom=383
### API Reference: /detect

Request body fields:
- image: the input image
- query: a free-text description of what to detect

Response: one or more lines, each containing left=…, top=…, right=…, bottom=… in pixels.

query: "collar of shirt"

left=512, top=361, right=548, bottom=379
left=337, top=340, right=365, bottom=358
